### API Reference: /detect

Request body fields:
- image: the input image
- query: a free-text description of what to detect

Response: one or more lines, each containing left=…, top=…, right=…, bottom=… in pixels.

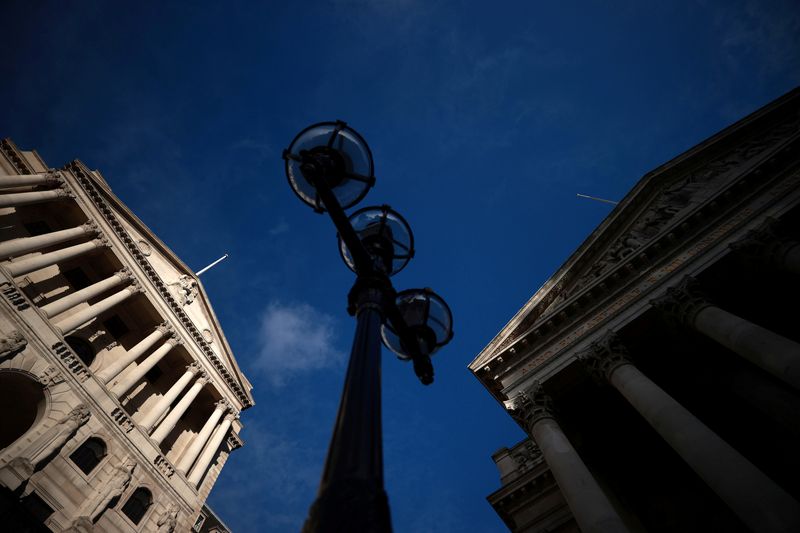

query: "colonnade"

left=0, top=171, right=240, bottom=488
left=514, top=244, right=800, bottom=532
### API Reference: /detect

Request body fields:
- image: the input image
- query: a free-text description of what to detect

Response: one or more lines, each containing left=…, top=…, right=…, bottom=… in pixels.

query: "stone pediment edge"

left=469, top=85, right=800, bottom=373
left=67, top=160, right=255, bottom=408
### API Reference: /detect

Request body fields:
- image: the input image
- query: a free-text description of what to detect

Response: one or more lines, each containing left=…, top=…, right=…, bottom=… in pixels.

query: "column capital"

left=577, top=330, right=632, bottom=382
left=55, top=185, right=75, bottom=199
left=509, top=381, right=555, bottom=433
left=93, top=234, right=111, bottom=248
left=186, top=361, right=202, bottom=374
left=196, top=372, right=210, bottom=385
left=729, top=217, right=798, bottom=269
left=167, top=332, right=183, bottom=346
left=224, top=411, right=238, bottom=422
left=43, top=170, right=64, bottom=186
left=650, top=275, right=712, bottom=327
left=115, top=267, right=134, bottom=283
left=80, top=220, right=99, bottom=234
left=214, top=399, right=231, bottom=412
left=155, top=322, right=173, bottom=335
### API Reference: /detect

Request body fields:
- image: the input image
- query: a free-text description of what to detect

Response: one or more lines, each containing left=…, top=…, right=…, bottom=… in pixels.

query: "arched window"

left=121, top=487, right=152, bottom=525
left=65, top=336, right=95, bottom=367
left=69, top=437, right=106, bottom=475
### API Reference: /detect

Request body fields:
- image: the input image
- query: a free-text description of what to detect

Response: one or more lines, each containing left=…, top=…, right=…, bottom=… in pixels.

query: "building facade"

left=0, top=139, right=254, bottom=532
left=471, top=88, right=800, bottom=532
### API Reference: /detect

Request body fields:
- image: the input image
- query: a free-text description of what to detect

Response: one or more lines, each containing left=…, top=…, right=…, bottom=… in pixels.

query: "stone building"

left=471, top=88, right=800, bottom=532
left=0, top=139, right=254, bottom=532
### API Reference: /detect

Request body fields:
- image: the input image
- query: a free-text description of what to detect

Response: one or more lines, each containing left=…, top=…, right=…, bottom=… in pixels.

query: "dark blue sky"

left=3, top=1, right=799, bottom=531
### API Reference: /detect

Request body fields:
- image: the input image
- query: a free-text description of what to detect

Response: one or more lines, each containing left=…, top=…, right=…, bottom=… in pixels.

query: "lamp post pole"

left=284, top=121, right=453, bottom=533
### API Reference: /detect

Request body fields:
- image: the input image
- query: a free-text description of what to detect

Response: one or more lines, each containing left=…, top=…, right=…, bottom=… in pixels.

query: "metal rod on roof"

left=196, top=253, right=229, bottom=276
left=576, top=193, right=619, bottom=205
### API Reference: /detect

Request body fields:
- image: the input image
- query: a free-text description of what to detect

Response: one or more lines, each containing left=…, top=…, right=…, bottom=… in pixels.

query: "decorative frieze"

left=52, top=341, right=90, bottom=382
left=0, top=138, right=35, bottom=174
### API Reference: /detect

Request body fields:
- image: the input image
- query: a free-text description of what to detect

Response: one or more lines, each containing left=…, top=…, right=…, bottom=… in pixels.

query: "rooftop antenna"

left=576, top=193, right=618, bottom=205
left=196, top=253, right=229, bottom=276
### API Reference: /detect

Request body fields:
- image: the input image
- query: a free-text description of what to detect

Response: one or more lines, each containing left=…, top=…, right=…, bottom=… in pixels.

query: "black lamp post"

left=283, top=121, right=454, bottom=532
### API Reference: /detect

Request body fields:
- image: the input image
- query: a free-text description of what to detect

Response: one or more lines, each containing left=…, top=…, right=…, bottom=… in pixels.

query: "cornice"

left=1, top=138, right=35, bottom=174
left=66, top=161, right=254, bottom=409
left=474, top=110, right=800, bottom=398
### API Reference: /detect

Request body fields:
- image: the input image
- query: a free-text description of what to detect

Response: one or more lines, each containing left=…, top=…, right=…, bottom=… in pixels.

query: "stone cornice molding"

left=226, top=432, right=244, bottom=451
left=474, top=113, right=800, bottom=382
left=650, top=275, right=712, bottom=327
left=0, top=138, right=35, bottom=174
left=576, top=330, right=632, bottom=382
left=66, top=161, right=253, bottom=408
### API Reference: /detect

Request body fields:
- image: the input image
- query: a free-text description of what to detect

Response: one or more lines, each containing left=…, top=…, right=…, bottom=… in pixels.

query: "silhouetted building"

left=471, top=88, right=800, bottom=532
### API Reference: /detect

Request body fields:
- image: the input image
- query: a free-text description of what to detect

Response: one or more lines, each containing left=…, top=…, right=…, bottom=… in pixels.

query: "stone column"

left=176, top=400, right=228, bottom=475
left=652, top=276, right=800, bottom=391
left=729, top=217, right=800, bottom=275
left=4, top=236, right=108, bottom=277
left=0, top=187, right=73, bottom=208
left=0, top=221, right=97, bottom=259
left=579, top=332, right=800, bottom=533
left=139, top=362, right=202, bottom=432
left=55, top=282, right=142, bottom=334
left=151, top=374, right=209, bottom=444
left=41, top=267, right=132, bottom=318
left=96, top=323, right=171, bottom=384
left=0, top=172, right=62, bottom=189
left=511, top=384, right=629, bottom=533
left=110, top=335, right=182, bottom=396
left=188, top=412, right=236, bottom=486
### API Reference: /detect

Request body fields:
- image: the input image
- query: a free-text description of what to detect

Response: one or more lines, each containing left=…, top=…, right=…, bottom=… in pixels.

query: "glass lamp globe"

left=283, top=121, right=375, bottom=212
left=339, top=205, right=414, bottom=276
left=381, top=288, right=453, bottom=360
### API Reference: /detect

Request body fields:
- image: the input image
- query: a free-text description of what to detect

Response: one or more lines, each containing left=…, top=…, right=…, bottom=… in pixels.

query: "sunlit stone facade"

left=472, top=88, right=800, bottom=532
left=0, top=139, right=254, bottom=532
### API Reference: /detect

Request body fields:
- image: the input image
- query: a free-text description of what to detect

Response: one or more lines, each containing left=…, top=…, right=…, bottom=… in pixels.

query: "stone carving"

left=111, top=407, right=135, bottom=433
left=729, top=217, right=798, bottom=272
left=157, top=503, right=179, bottom=533
left=12, top=404, right=91, bottom=476
left=39, top=365, right=65, bottom=388
left=80, top=220, right=98, bottom=234
left=170, top=274, right=199, bottom=306
left=508, top=382, right=555, bottom=434
left=52, top=341, right=90, bottom=382
left=137, top=239, right=152, bottom=256
left=576, top=331, right=632, bottom=382
left=649, top=276, right=712, bottom=327
left=1, top=282, right=30, bottom=310
left=0, top=330, right=26, bottom=360
left=79, top=458, right=136, bottom=522
left=511, top=440, right=543, bottom=475
left=155, top=321, right=173, bottom=335
left=154, top=455, right=175, bottom=478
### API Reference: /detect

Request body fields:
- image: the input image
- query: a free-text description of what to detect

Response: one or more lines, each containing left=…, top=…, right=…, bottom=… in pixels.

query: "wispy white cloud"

left=255, top=301, right=344, bottom=386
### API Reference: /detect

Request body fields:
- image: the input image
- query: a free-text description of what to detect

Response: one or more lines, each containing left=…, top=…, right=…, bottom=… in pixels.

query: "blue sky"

left=3, top=1, right=799, bottom=531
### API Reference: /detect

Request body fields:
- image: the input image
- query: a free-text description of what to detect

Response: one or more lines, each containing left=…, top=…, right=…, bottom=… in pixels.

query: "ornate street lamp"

left=283, top=121, right=454, bottom=532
